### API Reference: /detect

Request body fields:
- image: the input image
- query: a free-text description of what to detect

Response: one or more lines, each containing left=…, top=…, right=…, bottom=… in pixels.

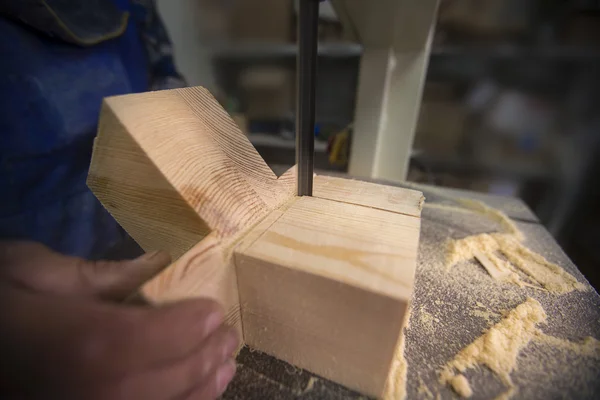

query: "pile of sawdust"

left=494, top=234, right=587, bottom=293
left=534, top=333, right=600, bottom=357
left=447, top=232, right=587, bottom=294
left=450, top=374, right=473, bottom=398
left=454, top=198, right=524, bottom=241
left=385, top=207, right=527, bottom=400
left=515, top=333, right=600, bottom=398
left=384, top=311, right=411, bottom=400
left=384, top=183, right=598, bottom=400
left=439, top=298, right=600, bottom=399
left=440, top=298, right=547, bottom=399
left=469, top=302, right=503, bottom=325
left=443, top=197, right=586, bottom=294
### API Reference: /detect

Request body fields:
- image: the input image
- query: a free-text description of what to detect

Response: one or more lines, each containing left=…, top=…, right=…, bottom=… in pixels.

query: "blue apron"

left=0, top=0, right=151, bottom=259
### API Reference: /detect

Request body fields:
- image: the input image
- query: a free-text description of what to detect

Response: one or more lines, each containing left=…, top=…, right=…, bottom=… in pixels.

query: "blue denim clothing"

left=0, top=0, right=184, bottom=259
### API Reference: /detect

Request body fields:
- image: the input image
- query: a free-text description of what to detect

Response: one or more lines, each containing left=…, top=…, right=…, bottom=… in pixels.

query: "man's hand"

left=0, top=242, right=239, bottom=399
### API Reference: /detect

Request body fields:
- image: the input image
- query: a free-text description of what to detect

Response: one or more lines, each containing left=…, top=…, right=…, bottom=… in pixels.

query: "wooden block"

left=88, top=87, right=293, bottom=260
left=313, top=175, right=424, bottom=216
left=88, top=87, right=294, bottom=335
left=235, top=194, right=421, bottom=397
left=87, top=86, right=422, bottom=398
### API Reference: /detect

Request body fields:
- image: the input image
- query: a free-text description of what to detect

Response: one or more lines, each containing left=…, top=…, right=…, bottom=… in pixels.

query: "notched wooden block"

left=88, top=87, right=292, bottom=261
left=87, top=86, right=423, bottom=398
left=87, top=86, right=294, bottom=337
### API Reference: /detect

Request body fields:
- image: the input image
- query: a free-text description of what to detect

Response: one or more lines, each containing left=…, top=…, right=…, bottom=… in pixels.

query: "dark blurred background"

left=162, top=0, right=600, bottom=288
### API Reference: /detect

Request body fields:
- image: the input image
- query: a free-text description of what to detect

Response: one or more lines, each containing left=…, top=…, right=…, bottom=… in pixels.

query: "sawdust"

left=297, top=376, right=318, bottom=395
left=422, top=189, right=584, bottom=294
left=493, top=387, right=517, bottom=400
left=393, top=184, right=598, bottom=399
left=450, top=374, right=472, bottom=398
left=494, top=234, right=587, bottom=294
left=533, top=333, right=600, bottom=358
left=418, top=195, right=425, bottom=211
left=439, top=297, right=600, bottom=399
left=447, top=233, right=586, bottom=294
left=514, top=331, right=600, bottom=398
left=418, top=305, right=439, bottom=334
left=440, top=298, right=547, bottom=398
left=424, top=202, right=475, bottom=215
left=437, top=194, right=586, bottom=294
left=417, top=376, right=434, bottom=399
left=455, top=198, right=524, bottom=241
left=469, top=305, right=502, bottom=325
left=384, top=310, right=411, bottom=400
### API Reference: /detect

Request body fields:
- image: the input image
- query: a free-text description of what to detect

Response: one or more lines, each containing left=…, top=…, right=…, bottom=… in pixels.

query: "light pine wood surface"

left=235, top=195, right=421, bottom=397
left=313, top=175, right=424, bottom=216
left=88, top=87, right=293, bottom=336
left=88, top=86, right=422, bottom=398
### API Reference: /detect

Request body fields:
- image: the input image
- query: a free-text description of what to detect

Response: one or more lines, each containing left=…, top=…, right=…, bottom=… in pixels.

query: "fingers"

left=0, top=240, right=171, bottom=300
left=1, top=288, right=224, bottom=377
left=0, top=240, right=48, bottom=265
left=97, top=324, right=239, bottom=400
left=179, top=360, right=237, bottom=400
left=81, top=251, right=172, bottom=300
left=0, top=241, right=64, bottom=290
left=1, top=286, right=236, bottom=399
left=78, top=299, right=227, bottom=377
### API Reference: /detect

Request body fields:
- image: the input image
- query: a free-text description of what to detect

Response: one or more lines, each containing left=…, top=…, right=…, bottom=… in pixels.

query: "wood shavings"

left=418, top=305, right=439, bottom=333
left=450, top=374, right=472, bottom=398
left=473, top=249, right=514, bottom=281
left=447, top=233, right=586, bottom=294
left=440, top=297, right=600, bottom=399
left=396, top=184, right=598, bottom=399
left=297, top=376, right=318, bottom=395
left=423, top=202, right=475, bottom=214
left=469, top=306, right=502, bottom=325
left=494, top=234, right=588, bottom=294
left=417, top=376, right=435, bottom=399
left=440, top=298, right=547, bottom=398
left=437, top=193, right=586, bottom=294
left=454, top=198, right=524, bottom=241
left=384, top=310, right=411, bottom=400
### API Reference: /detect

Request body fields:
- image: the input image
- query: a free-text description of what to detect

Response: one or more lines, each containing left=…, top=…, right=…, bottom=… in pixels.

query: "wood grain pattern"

left=235, top=195, right=420, bottom=397
left=89, top=87, right=291, bottom=256
left=314, top=175, right=424, bottom=216
left=88, top=104, right=210, bottom=260
left=88, top=87, right=295, bottom=335
left=140, top=233, right=243, bottom=338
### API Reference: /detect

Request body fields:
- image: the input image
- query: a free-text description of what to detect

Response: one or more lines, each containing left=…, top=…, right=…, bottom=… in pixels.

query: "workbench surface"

left=223, top=181, right=600, bottom=399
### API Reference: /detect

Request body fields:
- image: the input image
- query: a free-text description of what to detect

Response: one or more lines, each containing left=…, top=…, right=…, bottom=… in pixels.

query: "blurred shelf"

left=212, top=42, right=600, bottom=62
left=248, top=134, right=343, bottom=172
left=248, top=133, right=328, bottom=152
left=431, top=45, right=600, bottom=60
left=411, top=153, right=554, bottom=181
left=248, top=134, right=553, bottom=180
left=211, top=42, right=362, bottom=59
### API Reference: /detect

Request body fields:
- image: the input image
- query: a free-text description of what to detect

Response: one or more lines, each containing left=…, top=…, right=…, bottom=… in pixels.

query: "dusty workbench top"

left=223, top=178, right=600, bottom=399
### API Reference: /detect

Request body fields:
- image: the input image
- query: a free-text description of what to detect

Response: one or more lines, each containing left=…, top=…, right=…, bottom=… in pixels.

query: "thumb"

left=82, top=251, right=172, bottom=301
left=0, top=241, right=171, bottom=301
